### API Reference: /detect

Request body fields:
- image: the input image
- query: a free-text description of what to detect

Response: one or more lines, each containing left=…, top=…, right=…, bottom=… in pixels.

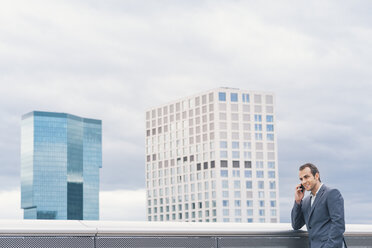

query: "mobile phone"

left=300, top=185, right=305, bottom=193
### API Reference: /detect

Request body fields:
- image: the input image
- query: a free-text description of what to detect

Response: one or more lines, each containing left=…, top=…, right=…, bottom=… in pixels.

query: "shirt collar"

left=310, top=183, right=323, bottom=197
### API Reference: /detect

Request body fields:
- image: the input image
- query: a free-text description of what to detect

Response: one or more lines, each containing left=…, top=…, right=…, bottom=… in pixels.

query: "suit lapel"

left=308, top=185, right=326, bottom=221
left=304, top=197, right=311, bottom=220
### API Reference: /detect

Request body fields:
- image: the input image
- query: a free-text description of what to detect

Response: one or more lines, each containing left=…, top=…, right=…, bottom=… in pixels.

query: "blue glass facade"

left=21, top=111, right=102, bottom=220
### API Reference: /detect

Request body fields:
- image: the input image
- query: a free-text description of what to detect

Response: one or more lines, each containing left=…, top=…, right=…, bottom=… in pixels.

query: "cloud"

left=0, top=190, right=22, bottom=219
left=100, top=189, right=146, bottom=221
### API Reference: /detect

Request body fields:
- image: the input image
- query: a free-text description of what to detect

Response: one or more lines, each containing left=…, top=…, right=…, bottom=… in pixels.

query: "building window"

left=234, top=180, right=241, bottom=189
left=268, top=171, right=276, bottom=178
left=243, top=142, right=251, bottom=149
left=270, top=192, right=276, bottom=198
left=267, top=124, right=274, bottom=132
left=222, top=180, right=229, bottom=188
left=267, top=133, right=274, bottom=141
left=254, top=114, right=262, bottom=122
left=232, top=141, right=239, bottom=149
left=269, top=181, right=276, bottom=189
left=220, top=160, right=228, bottom=168
left=221, top=170, right=228, bottom=177
left=244, top=152, right=252, bottom=159
left=255, top=105, right=262, bottom=113
left=242, top=93, right=250, bottom=103
left=233, top=170, right=240, bottom=177
left=230, top=93, right=238, bottom=102
left=267, top=162, right=275, bottom=170
left=219, top=92, right=226, bottom=101
left=223, top=200, right=229, bottom=207
left=220, top=151, right=228, bottom=158
left=266, top=95, right=273, bottom=104
left=223, top=209, right=229, bottom=216
left=234, top=191, right=241, bottom=198
left=232, top=161, right=240, bottom=168
left=211, top=171, right=216, bottom=179
left=244, top=171, right=252, bottom=178
left=204, top=162, right=208, bottom=169
left=256, top=161, right=264, bottom=168
left=247, top=209, right=253, bottom=216
left=255, top=124, right=262, bottom=131
left=258, top=181, right=264, bottom=189
left=245, top=181, right=252, bottom=189
left=254, top=94, right=262, bottom=103
left=256, top=171, right=264, bottom=178
left=255, top=133, right=263, bottom=140
left=258, top=191, right=265, bottom=198
left=232, top=151, right=240, bottom=159
left=234, top=200, right=241, bottom=207
left=266, top=115, right=273, bottom=122
left=212, top=181, right=216, bottom=189
left=220, top=141, right=228, bottom=148
left=246, top=200, right=253, bottom=207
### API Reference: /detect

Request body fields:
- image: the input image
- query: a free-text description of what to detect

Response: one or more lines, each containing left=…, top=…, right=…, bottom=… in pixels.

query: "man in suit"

left=291, top=163, right=346, bottom=248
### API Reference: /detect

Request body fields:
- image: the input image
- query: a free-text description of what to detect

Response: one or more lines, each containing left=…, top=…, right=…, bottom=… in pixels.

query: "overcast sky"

left=1, top=0, right=372, bottom=224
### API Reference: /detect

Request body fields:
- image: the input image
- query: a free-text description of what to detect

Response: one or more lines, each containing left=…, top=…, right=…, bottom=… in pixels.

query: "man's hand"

left=295, top=184, right=304, bottom=205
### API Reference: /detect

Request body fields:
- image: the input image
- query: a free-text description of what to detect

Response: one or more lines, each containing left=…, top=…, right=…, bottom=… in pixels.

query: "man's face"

left=299, top=167, right=320, bottom=192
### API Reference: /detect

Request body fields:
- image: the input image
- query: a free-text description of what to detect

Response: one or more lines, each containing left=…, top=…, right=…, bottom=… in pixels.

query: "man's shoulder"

left=322, top=185, right=341, bottom=194
left=322, top=185, right=343, bottom=200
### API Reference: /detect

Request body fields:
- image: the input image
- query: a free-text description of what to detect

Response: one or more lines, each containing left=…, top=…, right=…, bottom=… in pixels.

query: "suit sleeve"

left=324, top=189, right=345, bottom=248
left=291, top=201, right=305, bottom=230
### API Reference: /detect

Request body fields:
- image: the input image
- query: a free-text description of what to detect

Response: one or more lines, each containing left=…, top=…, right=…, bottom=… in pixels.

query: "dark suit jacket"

left=291, top=184, right=345, bottom=248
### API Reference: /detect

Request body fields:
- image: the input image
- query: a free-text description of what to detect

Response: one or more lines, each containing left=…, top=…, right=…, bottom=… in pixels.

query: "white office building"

left=145, top=88, right=279, bottom=223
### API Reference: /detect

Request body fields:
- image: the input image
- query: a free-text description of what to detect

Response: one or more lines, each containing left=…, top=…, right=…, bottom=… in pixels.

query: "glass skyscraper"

left=21, top=111, right=102, bottom=220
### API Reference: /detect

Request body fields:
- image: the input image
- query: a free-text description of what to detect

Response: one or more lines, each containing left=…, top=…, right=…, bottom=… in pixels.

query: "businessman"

left=291, top=163, right=346, bottom=248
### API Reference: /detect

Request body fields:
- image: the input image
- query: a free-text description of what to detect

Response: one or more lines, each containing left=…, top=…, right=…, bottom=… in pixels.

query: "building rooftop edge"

left=21, top=111, right=101, bottom=124
left=0, top=220, right=371, bottom=235
left=145, top=87, right=275, bottom=112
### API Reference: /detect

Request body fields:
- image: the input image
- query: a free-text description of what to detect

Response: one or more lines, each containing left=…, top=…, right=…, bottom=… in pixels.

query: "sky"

left=1, top=0, right=372, bottom=224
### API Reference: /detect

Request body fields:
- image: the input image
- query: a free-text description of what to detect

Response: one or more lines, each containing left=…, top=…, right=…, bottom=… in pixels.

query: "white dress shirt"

left=310, top=183, right=323, bottom=207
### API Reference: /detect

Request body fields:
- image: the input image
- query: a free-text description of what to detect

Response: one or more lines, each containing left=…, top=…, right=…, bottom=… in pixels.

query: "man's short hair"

left=299, top=163, right=321, bottom=182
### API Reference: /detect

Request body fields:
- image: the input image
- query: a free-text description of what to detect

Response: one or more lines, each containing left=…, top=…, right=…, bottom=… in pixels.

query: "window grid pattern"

left=145, top=89, right=278, bottom=223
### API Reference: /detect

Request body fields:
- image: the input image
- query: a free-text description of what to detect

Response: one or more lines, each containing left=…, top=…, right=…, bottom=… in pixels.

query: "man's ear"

left=315, top=173, right=320, bottom=181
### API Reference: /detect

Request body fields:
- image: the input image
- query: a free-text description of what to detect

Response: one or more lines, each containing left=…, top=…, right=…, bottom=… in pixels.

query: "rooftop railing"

left=1, top=220, right=372, bottom=247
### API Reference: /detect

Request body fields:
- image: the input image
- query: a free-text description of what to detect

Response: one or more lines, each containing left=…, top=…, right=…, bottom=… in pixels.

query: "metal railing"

left=1, top=220, right=371, bottom=247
